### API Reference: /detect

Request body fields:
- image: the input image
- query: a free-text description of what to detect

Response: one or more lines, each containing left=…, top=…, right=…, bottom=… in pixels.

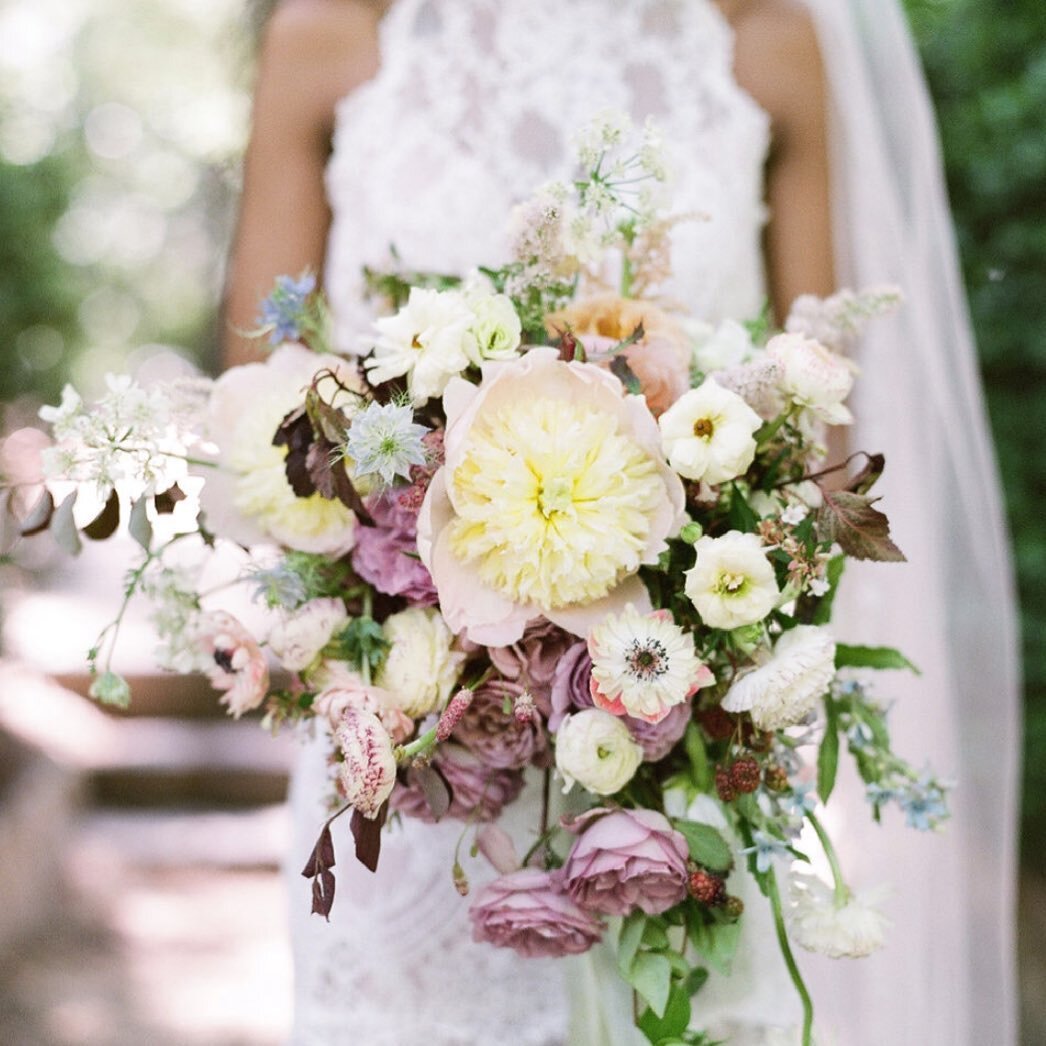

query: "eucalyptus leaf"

left=128, top=496, right=153, bottom=551
left=49, top=490, right=82, bottom=555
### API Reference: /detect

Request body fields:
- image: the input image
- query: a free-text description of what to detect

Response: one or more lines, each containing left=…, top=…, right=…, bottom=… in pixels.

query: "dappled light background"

left=0, top=0, right=1043, bottom=1043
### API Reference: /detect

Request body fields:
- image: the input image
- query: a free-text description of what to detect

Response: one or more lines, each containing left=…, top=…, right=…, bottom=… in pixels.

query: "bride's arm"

left=222, top=0, right=385, bottom=367
left=726, top=0, right=835, bottom=319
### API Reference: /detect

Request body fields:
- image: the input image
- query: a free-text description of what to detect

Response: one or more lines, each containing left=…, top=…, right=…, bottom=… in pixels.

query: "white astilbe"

left=785, top=285, right=903, bottom=354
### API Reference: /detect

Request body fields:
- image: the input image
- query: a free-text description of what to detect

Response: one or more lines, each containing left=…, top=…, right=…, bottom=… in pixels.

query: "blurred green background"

left=0, top=0, right=1043, bottom=857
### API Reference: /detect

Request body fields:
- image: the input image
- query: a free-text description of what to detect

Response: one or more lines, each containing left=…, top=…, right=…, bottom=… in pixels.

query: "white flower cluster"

left=39, top=375, right=192, bottom=496
left=786, top=285, right=903, bottom=354
left=139, top=563, right=208, bottom=673
left=365, top=285, right=522, bottom=405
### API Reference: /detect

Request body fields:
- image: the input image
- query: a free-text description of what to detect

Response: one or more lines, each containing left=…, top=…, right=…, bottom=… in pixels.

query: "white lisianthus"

left=366, top=287, right=475, bottom=405
left=658, top=377, right=762, bottom=484
left=685, top=531, right=779, bottom=630
left=767, top=332, right=856, bottom=425
left=267, top=597, right=348, bottom=672
left=335, top=708, right=397, bottom=819
left=464, top=287, right=522, bottom=364
left=555, top=708, right=643, bottom=795
left=588, top=605, right=714, bottom=723
left=686, top=318, right=756, bottom=374
left=788, top=874, right=889, bottom=958
left=721, top=625, right=836, bottom=729
left=375, top=607, right=466, bottom=717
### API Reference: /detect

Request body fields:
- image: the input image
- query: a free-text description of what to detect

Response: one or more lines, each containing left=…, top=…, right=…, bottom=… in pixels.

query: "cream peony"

left=417, top=348, right=686, bottom=646
left=374, top=607, right=466, bottom=717
left=588, top=605, right=713, bottom=723
left=788, top=874, right=889, bottom=958
left=199, top=344, right=360, bottom=554
left=555, top=708, right=644, bottom=795
left=267, top=597, right=347, bottom=673
left=721, top=625, right=836, bottom=729
left=685, top=531, right=779, bottom=630
left=767, top=332, right=856, bottom=425
left=658, top=377, right=762, bottom=484
left=365, top=287, right=475, bottom=405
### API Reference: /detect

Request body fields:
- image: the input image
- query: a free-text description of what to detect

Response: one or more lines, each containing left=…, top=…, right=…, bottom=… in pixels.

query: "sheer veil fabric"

left=287, top=1, right=1020, bottom=1043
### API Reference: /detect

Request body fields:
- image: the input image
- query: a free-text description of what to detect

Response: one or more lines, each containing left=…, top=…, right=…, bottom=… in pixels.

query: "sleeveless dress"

left=286, top=1, right=779, bottom=1042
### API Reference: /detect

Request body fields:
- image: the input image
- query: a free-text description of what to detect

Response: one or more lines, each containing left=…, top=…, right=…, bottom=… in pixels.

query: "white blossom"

left=267, top=597, right=348, bottom=672
left=685, top=531, right=779, bottom=630
left=788, top=873, right=889, bottom=958
left=555, top=708, right=643, bottom=795
left=767, top=333, right=856, bottom=426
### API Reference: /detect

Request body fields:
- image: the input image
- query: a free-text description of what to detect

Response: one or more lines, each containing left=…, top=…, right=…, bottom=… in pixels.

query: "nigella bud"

left=335, top=709, right=397, bottom=819
left=513, top=690, right=537, bottom=724
left=436, top=687, right=474, bottom=741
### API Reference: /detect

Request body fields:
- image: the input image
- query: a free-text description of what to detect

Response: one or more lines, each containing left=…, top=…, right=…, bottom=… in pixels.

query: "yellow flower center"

left=447, top=396, right=665, bottom=609
left=716, top=571, right=748, bottom=595
left=693, top=416, right=715, bottom=440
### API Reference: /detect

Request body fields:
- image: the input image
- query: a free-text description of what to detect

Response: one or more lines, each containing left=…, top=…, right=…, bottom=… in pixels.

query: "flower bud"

left=335, top=708, right=397, bottom=819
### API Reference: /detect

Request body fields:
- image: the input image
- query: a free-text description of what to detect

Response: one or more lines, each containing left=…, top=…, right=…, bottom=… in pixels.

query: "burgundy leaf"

left=311, top=868, right=336, bottom=919
left=817, top=489, right=906, bottom=562
left=154, top=483, right=186, bottom=514
left=609, top=355, right=642, bottom=395
left=18, top=489, right=54, bottom=537
left=350, top=803, right=387, bottom=874
left=301, top=824, right=336, bottom=879
left=844, top=453, right=886, bottom=495
left=82, top=489, right=120, bottom=540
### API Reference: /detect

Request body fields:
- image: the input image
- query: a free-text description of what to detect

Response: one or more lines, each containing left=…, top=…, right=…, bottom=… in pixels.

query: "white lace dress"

left=287, top=1, right=775, bottom=1043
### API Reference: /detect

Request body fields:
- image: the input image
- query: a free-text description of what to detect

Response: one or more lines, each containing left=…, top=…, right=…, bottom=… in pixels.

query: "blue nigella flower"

left=258, top=272, right=317, bottom=345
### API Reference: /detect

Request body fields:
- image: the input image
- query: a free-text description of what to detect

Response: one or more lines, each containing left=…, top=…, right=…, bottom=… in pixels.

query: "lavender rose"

left=390, top=744, right=524, bottom=823
left=551, top=643, right=692, bottom=761
left=351, top=493, right=438, bottom=605
left=469, top=868, right=604, bottom=958
left=489, top=619, right=578, bottom=715
left=453, top=679, right=549, bottom=770
left=562, top=808, right=690, bottom=916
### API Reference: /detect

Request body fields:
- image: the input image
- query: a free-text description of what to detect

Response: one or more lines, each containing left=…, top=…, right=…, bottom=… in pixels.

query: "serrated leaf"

left=628, top=952, right=672, bottom=1019
left=618, top=911, right=647, bottom=977
left=637, top=981, right=691, bottom=1042
left=673, top=821, right=733, bottom=873
left=818, top=698, right=840, bottom=803
left=50, top=490, right=82, bottom=555
left=19, top=489, right=54, bottom=536
left=816, top=490, right=905, bottom=561
left=128, top=496, right=152, bottom=551
left=82, top=489, right=120, bottom=540
left=835, top=643, right=920, bottom=674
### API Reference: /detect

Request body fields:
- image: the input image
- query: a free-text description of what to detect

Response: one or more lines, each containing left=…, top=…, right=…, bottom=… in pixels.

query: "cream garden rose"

left=658, top=377, right=762, bottom=484
left=375, top=606, right=466, bottom=717
left=555, top=708, right=643, bottom=795
left=417, top=348, right=686, bottom=646
left=685, top=531, right=779, bottom=629
left=767, top=332, right=856, bottom=425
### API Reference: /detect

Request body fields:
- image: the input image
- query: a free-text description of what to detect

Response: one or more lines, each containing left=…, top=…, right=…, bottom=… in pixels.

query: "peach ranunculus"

left=546, top=294, right=691, bottom=416
left=416, top=349, right=686, bottom=647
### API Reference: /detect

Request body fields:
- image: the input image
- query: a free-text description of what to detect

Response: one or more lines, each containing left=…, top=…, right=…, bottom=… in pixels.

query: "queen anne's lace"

left=298, top=1, right=770, bottom=1042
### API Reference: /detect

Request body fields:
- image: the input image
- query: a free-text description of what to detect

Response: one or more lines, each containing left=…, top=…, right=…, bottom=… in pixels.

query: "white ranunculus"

left=464, top=289, right=522, bottom=364
left=687, top=318, right=756, bottom=374
left=721, top=625, right=836, bottom=730
left=767, top=332, right=856, bottom=425
left=658, top=377, right=762, bottom=485
left=555, top=708, right=643, bottom=795
left=685, top=531, right=779, bottom=630
left=375, top=607, right=466, bottom=717
left=788, top=874, right=889, bottom=958
left=365, top=288, right=475, bottom=405
left=267, top=597, right=348, bottom=672
left=335, top=708, right=397, bottom=819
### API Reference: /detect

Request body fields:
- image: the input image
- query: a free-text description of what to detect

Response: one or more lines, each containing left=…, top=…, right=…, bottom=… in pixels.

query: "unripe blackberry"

left=764, top=764, right=790, bottom=793
left=688, top=868, right=726, bottom=907
left=730, top=757, right=761, bottom=794
left=723, top=895, right=745, bottom=919
left=714, top=764, right=736, bottom=803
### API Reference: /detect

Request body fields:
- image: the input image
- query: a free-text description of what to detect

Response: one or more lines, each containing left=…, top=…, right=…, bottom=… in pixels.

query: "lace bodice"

left=293, top=2, right=771, bottom=1043
left=324, top=0, right=769, bottom=348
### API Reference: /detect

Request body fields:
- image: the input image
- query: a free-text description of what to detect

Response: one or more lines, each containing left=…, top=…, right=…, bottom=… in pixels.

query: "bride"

left=222, top=1, right=1019, bottom=1043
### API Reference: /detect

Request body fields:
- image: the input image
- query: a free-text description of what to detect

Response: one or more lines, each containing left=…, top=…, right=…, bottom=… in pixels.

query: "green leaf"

left=811, top=555, right=845, bottom=625
left=673, top=820, right=733, bottom=873
left=637, top=982, right=691, bottom=1042
left=835, top=643, right=921, bottom=674
left=628, top=952, right=673, bottom=1019
left=618, top=911, right=646, bottom=977
left=684, top=721, right=711, bottom=790
left=727, top=484, right=760, bottom=533
left=686, top=913, right=742, bottom=976
left=128, top=496, right=152, bottom=551
left=818, top=698, right=840, bottom=803
left=641, top=920, right=670, bottom=951
left=49, top=490, right=82, bottom=556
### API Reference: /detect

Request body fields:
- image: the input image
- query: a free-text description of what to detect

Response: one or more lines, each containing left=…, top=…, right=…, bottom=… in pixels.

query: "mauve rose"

left=391, top=744, right=524, bottom=823
left=469, top=868, right=604, bottom=958
left=453, top=679, right=548, bottom=770
left=551, top=643, right=689, bottom=761
left=351, top=493, right=438, bottom=605
left=562, top=808, right=689, bottom=916
left=488, top=619, right=577, bottom=715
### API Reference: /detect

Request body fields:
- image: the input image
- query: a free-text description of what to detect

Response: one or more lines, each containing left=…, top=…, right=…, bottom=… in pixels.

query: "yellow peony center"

left=447, top=396, right=665, bottom=609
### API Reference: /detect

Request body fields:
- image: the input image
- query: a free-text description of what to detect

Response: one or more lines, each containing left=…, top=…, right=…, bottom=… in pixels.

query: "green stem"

left=766, top=867, right=814, bottom=1046
left=396, top=725, right=438, bottom=763
left=807, top=811, right=850, bottom=907
left=360, top=590, right=373, bottom=686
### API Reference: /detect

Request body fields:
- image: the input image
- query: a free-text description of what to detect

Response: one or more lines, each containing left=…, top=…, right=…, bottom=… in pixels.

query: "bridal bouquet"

left=9, top=114, right=950, bottom=1045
